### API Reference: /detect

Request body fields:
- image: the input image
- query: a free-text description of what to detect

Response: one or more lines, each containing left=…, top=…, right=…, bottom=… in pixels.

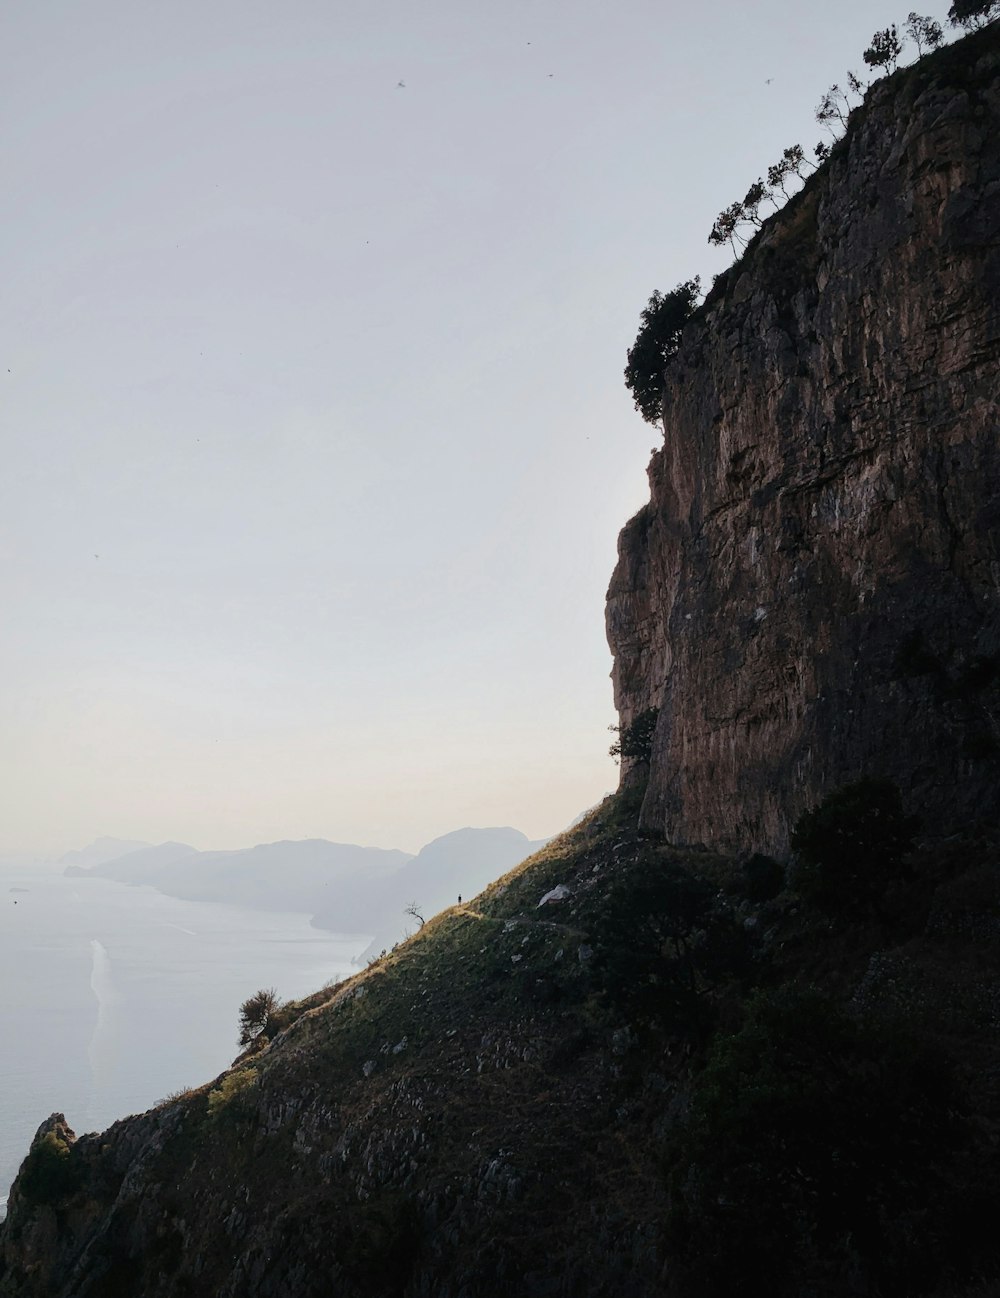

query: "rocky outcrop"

left=607, top=28, right=1000, bottom=853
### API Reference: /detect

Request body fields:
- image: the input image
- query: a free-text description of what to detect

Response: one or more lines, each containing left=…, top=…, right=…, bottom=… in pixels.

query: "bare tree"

left=815, top=85, right=850, bottom=136
left=404, top=901, right=426, bottom=928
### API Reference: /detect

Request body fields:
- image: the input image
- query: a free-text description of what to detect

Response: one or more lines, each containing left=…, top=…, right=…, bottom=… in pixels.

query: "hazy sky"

left=1, top=0, right=945, bottom=855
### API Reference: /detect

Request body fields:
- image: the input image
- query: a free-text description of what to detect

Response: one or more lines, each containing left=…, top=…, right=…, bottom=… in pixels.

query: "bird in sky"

left=397, top=80, right=406, bottom=88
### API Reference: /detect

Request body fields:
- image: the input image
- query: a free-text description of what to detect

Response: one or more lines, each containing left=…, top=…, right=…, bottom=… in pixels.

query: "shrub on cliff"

left=595, top=862, right=749, bottom=1031
left=949, top=0, right=1000, bottom=27
left=19, top=1130, right=82, bottom=1204
left=739, top=852, right=785, bottom=903
left=207, top=1066, right=259, bottom=1117
left=608, top=706, right=659, bottom=763
left=624, top=280, right=700, bottom=424
left=790, top=777, right=918, bottom=914
left=905, top=11, right=944, bottom=52
left=238, top=987, right=279, bottom=1048
left=864, top=24, right=904, bottom=72
left=666, top=989, right=979, bottom=1297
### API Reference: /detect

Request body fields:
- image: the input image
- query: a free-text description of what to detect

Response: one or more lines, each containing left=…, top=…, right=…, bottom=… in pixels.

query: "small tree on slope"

left=238, top=987, right=279, bottom=1048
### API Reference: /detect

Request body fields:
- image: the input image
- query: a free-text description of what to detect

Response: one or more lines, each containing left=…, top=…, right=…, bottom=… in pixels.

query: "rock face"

left=607, top=29, right=1000, bottom=854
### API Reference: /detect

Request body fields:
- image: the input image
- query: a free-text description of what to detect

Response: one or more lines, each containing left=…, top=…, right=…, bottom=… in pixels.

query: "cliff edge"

left=607, top=26, right=1000, bottom=853
left=3, top=25, right=1000, bottom=1298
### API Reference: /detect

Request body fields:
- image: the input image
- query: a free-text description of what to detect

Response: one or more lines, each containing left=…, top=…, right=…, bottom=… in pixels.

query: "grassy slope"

left=3, top=784, right=999, bottom=1297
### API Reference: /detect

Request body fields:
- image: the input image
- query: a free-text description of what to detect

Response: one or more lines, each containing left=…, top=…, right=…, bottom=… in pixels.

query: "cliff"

left=607, top=26, right=1000, bottom=853
left=3, top=26, right=1000, bottom=1298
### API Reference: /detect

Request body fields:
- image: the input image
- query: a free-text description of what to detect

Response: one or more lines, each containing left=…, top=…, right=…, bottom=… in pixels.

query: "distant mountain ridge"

left=64, top=827, right=551, bottom=953
left=58, top=837, right=151, bottom=869
left=62, top=841, right=196, bottom=879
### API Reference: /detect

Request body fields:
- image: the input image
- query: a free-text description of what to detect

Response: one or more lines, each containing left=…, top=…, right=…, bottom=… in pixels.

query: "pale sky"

left=1, top=0, right=945, bottom=855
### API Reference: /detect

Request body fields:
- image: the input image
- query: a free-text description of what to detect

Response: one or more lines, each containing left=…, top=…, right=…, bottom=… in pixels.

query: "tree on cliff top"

left=948, top=0, right=999, bottom=27
left=863, top=25, right=904, bottom=72
left=624, top=279, right=701, bottom=425
left=905, top=12, right=944, bottom=52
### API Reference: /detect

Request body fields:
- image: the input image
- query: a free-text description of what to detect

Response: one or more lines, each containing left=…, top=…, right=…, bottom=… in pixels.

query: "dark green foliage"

left=949, top=0, right=1000, bottom=27
left=740, top=178, right=769, bottom=226
left=768, top=146, right=810, bottom=195
left=708, top=201, right=747, bottom=253
left=19, top=1131, right=81, bottom=1205
left=624, top=281, right=700, bottom=424
left=791, top=778, right=918, bottom=914
left=864, top=24, right=904, bottom=72
left=207, top=1066, right=259, bottom=1118
left=666, top=990, right=985, bottom=1298
left=740, top=852, right=784, bottom=902
left=767, top=157, right=791, bottom=195
left=238, top=987, right=279, bottom=1048
left=781, top=143, right=810, bottom=177
left=608, top=706, right=659, bottom=762
left=595, top=864, right=748, bottom=1030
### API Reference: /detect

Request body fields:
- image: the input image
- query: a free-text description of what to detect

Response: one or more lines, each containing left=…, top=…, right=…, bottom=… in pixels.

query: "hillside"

left=2, top=23, right=999, bottom=1298
left=3, top=787, right=1000, bottom=1296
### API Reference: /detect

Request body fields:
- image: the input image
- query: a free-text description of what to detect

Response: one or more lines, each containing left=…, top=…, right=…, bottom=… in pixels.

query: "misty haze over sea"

left=0, top=856, right=367, bottom=1208
left=0, top=822, right=554, bottom=1211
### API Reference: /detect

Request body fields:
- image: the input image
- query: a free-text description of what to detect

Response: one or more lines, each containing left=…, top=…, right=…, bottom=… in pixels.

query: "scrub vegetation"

left=14, top=768, right=1000, bottom=1296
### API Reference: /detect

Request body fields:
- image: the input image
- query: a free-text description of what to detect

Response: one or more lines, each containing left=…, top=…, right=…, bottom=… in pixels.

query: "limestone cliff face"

left=607, top=29, right=1000, bottom=854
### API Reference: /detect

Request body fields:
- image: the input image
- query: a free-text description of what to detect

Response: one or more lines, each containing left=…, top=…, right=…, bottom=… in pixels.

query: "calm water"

left=0, top=860, right=368, bottom=1204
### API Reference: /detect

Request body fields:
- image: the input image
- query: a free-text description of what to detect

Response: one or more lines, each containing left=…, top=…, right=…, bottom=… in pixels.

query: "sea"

left=0, top=859, right=368, bottom=1212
